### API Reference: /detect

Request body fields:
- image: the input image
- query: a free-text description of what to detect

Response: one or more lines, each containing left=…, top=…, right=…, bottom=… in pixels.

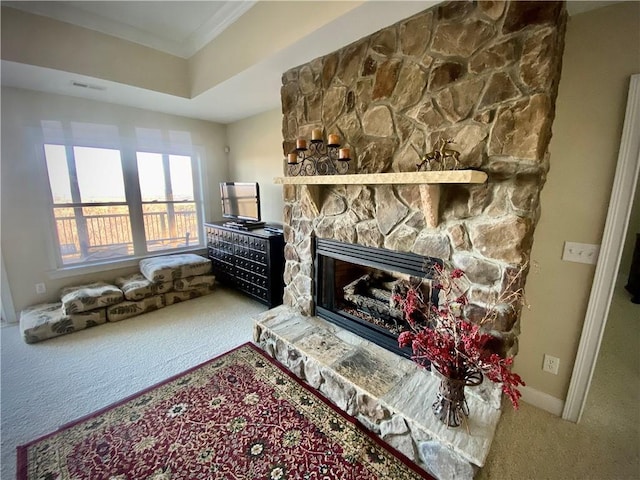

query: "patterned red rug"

left=18, top=342, right=432, bottom=479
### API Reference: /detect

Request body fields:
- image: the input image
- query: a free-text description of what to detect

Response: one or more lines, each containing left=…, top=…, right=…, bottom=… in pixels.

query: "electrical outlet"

left=35, top=283, right=46, bottom=295
left=562, top=242, right=600, bottom=264
left=543, top=354, right=560, bottom=375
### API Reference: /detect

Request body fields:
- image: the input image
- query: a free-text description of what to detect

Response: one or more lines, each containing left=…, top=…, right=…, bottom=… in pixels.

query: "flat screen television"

left=220, top=182, right=261, bottom=223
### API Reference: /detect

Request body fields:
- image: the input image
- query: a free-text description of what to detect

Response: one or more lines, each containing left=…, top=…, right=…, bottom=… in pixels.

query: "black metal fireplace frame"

left=314, top=238, right=442, bottom=358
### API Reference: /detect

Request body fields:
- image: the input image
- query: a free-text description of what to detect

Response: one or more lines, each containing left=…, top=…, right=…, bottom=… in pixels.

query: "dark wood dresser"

left=205, top=222, right=285, bottom=307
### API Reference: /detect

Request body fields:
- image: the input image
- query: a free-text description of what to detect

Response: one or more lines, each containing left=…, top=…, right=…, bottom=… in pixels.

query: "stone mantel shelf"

left=274, top=170, right=487, bottom=228
left=273, top=170, right=487, bottom=185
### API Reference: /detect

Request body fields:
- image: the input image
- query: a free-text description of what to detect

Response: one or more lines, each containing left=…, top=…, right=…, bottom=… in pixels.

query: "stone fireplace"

left=256, top=1, right=567, bottom=477
left=280, top=0, right=567, bottom=358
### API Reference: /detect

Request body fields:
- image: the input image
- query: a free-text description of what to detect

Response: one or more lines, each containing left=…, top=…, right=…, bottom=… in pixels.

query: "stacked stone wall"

left=281, top=1, right=567, bottom=355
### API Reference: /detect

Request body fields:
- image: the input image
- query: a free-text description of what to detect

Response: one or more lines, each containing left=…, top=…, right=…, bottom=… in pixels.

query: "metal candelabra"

left=286, top=136, right=351, bottom=176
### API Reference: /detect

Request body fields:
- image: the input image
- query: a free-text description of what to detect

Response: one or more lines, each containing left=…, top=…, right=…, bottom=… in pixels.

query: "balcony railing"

left=55, top=210, right=199, bottom=264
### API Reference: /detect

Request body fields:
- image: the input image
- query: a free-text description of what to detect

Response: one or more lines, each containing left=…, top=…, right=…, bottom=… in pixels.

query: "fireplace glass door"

left=314, top=239, right=441, bottom=358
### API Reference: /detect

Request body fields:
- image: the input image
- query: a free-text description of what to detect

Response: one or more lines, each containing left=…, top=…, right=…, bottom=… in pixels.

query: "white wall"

left=226, top=108, right=285, bottom=224
left=0, top=87, right=228, bottom=315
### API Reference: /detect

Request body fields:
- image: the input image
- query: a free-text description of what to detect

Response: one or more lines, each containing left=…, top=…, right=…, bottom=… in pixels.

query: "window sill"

left=47, top=247, right=208, bottom=280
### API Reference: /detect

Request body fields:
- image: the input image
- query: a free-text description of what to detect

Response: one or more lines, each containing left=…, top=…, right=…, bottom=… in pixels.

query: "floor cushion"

left=115, top=273, right=172, bottom=301
left=140, top=254, right=212, bottom=283
left=60, top=281, right=124, bottom=314
left=20, top=303, right=107, bottom=344
left=164, top=286, right=213, bottom=305
left=106, top=295, right=165, bottom=322
left=173, top=274, right=216, bottom=292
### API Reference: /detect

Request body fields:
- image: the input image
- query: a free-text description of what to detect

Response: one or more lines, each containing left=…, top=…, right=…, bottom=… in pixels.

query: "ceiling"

left=0, top=1, right=620, bottom=124
left=2, top=1, right=446, bottom=123
left=2, top=1, right=256, bottom=58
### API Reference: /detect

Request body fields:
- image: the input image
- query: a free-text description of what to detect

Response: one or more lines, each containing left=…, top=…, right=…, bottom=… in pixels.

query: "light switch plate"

left=562, top=242, right=600, bottom=264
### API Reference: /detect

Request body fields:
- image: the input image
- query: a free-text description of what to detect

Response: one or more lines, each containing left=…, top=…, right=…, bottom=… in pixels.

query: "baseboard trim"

left=520, top=386, right=565, bottom=416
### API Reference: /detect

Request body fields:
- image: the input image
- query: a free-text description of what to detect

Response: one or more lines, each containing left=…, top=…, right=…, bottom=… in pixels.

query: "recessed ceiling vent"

left=71, top=81, right=106, bottom=91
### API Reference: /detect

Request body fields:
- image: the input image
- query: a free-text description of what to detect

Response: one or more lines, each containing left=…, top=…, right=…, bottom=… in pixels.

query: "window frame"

left=40, top=128, right=206, bottom=271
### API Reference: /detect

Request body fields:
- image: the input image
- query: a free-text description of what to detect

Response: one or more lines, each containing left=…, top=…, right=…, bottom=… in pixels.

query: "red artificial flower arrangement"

left=393, top=263, right=526, bottom=409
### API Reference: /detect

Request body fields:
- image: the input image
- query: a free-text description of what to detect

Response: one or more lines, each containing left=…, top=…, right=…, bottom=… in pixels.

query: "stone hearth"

left=254, top=306, right=502, bottom=479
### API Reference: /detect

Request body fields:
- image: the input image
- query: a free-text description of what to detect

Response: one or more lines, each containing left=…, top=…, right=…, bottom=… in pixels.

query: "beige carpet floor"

left=1, top=287, right=267, bottom=480
left=2, top=284, right=638, bottom=479
left=478, top=282, right=639, bottom=480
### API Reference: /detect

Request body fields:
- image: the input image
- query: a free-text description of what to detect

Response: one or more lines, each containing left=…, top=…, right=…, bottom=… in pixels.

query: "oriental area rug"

left=18, top=342, right=432, bottom=480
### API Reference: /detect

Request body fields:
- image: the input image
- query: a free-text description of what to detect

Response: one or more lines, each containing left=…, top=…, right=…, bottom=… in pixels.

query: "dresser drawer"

left=236, top=258, right=267, bottom=276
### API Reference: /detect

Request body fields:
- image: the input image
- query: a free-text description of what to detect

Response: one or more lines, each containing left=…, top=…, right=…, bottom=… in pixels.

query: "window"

left=136, top=152, right=199, bottom=253
left=43, top=137, right=203, bottom=267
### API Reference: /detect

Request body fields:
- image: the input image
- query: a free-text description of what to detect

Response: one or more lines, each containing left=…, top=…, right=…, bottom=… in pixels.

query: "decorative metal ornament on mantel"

left=286, top=129, right=351, bottom=176
left=414, top=138, right=461, bottom=172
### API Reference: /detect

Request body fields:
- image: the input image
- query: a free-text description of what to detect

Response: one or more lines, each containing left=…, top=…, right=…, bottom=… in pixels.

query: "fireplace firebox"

left=314, top=238, right=442, bottom=358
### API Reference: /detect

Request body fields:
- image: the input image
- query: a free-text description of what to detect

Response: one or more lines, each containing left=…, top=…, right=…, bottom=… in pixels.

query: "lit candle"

left=311, top=128, right=322, bottom=141
left=287, top=152, right=298, bottom=164
left=339, top=147, right=350, bottom=159
left=328, top=134, right=340, bottom=145
left=296, top=138, right=307, bottom=149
